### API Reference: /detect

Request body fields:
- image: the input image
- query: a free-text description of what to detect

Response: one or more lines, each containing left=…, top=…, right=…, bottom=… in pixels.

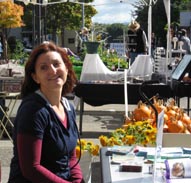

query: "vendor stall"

left=74, top=82, right=173, bottom=134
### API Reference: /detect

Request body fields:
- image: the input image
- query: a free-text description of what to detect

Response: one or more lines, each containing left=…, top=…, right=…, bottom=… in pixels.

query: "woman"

left=8, top=42, right=84, bottom=183
left=126, top=20, right=148, bottom=65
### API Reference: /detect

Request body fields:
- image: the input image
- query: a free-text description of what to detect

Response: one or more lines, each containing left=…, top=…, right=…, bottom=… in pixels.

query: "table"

left=74, top=82, right=173, bottom=134
left=0, top=92, right=20, bottom=142
left=100, top=147, right=160, bottom=183
left=100, top=145, right=191, bottom=183
left=80, top=54, right=124, bottom=82
left=129, top=55, right=153, bottom=78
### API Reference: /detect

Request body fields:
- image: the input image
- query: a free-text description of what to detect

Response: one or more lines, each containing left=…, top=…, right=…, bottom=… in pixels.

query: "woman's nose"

left=49, top=64, right=57, bottom=73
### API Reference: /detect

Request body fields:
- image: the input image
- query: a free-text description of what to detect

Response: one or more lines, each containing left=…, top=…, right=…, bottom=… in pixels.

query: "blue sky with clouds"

left=90, top=0, right=139, bottom=24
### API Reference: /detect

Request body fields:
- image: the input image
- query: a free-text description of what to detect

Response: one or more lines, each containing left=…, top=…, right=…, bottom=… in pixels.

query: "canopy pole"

left=148, top=0, right=152, bottom=56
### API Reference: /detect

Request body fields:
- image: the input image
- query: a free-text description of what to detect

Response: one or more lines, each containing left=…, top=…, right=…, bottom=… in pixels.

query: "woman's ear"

left=31, top=73, right=40, bottom=84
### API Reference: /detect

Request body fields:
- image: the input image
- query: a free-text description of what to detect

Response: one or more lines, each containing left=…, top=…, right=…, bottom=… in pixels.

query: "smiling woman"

left=7, top=41, right=86, bottom=183
left=31, top=51, right=68, bottom=92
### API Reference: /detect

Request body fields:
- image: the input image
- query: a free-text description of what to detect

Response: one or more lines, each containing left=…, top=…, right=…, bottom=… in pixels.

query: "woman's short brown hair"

left=21, top=41, right=77, bottom=98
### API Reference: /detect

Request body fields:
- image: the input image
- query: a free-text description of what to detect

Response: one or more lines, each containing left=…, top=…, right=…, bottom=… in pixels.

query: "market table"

left=100, top=147, right=159, bottom=183
left=100, top=145, right=191, bottom=183
left=74, top=82, right=173, bottom=134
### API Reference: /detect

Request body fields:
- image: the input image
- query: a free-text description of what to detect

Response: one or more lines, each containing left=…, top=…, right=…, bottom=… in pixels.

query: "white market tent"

left=147, top=0, right=171, bottom=81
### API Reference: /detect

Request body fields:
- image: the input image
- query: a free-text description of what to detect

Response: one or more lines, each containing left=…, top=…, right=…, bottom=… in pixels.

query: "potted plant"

left=81, top=26, right=102, bottom=54
left=84, top=41, right=100, bottom=54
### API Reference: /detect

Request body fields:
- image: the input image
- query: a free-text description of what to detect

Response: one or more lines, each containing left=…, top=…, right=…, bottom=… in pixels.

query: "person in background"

left=63, top=47, right=80, bottom=60
left=179, top=29, right=191, bottom=54
left=8, top=41, right=84, bottom=183
left=80, top=27, right=89, bottom=43
left=75, top=27, right=89, bottom=56
left=126, top=20, right=148, bottom=65
left=75, top=30, right=83, bottom=55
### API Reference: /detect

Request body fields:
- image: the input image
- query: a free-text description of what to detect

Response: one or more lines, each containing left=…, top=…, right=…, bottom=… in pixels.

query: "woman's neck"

left=38, top=89, right=62, bottom=107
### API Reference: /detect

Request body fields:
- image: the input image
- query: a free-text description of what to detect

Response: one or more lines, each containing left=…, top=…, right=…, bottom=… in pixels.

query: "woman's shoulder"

left=22, top=93, right=46, bottom=105
left=19, top=93, right=48, bottom=113
left=62, top=97, right=74, bottom=108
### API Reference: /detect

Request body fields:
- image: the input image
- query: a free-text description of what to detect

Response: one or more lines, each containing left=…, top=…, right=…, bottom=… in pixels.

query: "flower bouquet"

left=76, top=139, right=100, bottom=158
left=76, top=139, right=100, bottom=183
left=99, top=121, right=157, bottom=147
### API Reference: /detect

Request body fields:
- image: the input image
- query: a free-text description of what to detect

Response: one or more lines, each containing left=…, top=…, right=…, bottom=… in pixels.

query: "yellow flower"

left=99, top=120, right=157, bottom=147
left=79, top=139, right=87, bottom=149
left=76, top=146, right=81, bottom=159
left=76, top=139, right=100, bottom=158
left=91, top=144, right=100, bottom=156
left=122, top=135, right=135, bottom=145
left=99, top=135, right=109, bottom=147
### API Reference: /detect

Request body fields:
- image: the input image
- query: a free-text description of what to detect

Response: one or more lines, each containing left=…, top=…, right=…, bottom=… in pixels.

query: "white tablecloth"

left=127, top=55, right=153, bottom=78
left=80, top=54, right=124, bottom=82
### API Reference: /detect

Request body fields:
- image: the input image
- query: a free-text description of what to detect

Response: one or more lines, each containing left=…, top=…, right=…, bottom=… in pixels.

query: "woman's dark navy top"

left=9, top=92, right=79, bottom=182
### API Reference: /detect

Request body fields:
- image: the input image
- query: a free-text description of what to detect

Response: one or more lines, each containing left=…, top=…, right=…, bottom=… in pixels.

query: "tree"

left=0, top=0, right=24, bottom=60
left=17, top=0, right=97, bottom=47
left=132, top=0, right=190, bottom=47
left=46, top=1, right=97, bottom=46
left=106, top=23, right=126, bottom=43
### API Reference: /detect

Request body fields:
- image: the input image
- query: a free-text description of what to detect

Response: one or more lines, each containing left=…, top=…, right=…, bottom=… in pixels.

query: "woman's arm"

left=69, top=150, right=84, bottom=183
left=17, top=134, right=71, bottom=183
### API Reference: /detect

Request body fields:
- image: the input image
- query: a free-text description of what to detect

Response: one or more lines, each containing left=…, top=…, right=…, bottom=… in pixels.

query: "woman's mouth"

left=49, top=75, right=60, bottom=80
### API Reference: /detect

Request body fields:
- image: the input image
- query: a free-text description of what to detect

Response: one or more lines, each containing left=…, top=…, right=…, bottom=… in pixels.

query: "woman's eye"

left=53, top=62, right=61, bottom=67
left=40, top=65, right=48, bottom=70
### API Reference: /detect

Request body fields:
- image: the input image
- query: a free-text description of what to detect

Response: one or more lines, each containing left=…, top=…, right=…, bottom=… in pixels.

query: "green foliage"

left=106, top=23, right=126, bottom=43
left=10, top=40, right=29, bottom=62
left=69, top=56, right=83, bottom=66
left=132, top=0, right=190, bottom=48
left=99, top=50, right=128, bottom=70
left=70, top=45, right=128, bottom=71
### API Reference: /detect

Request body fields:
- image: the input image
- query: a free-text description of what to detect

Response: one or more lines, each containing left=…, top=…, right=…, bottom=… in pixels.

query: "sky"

left=90, top=0, right=140, bottom=24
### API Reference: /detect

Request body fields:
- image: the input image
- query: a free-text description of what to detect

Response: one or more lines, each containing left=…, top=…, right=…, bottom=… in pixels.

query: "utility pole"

left=82, top=1, right=84, bottom=28
left=36, top=0, right=42, bottom=45
left=32, top=5, right=36, bottom=47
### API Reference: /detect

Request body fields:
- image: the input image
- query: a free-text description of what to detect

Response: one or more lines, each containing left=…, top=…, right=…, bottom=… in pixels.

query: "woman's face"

left=32, top=51, right=68, bottom=93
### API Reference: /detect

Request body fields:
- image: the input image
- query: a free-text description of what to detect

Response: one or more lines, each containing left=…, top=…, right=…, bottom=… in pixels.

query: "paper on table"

left=111, top=154, right=144, bottom=165
left=136, top=147, right=188, bottom=160
left=166, top=179, right=191, bottom=183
